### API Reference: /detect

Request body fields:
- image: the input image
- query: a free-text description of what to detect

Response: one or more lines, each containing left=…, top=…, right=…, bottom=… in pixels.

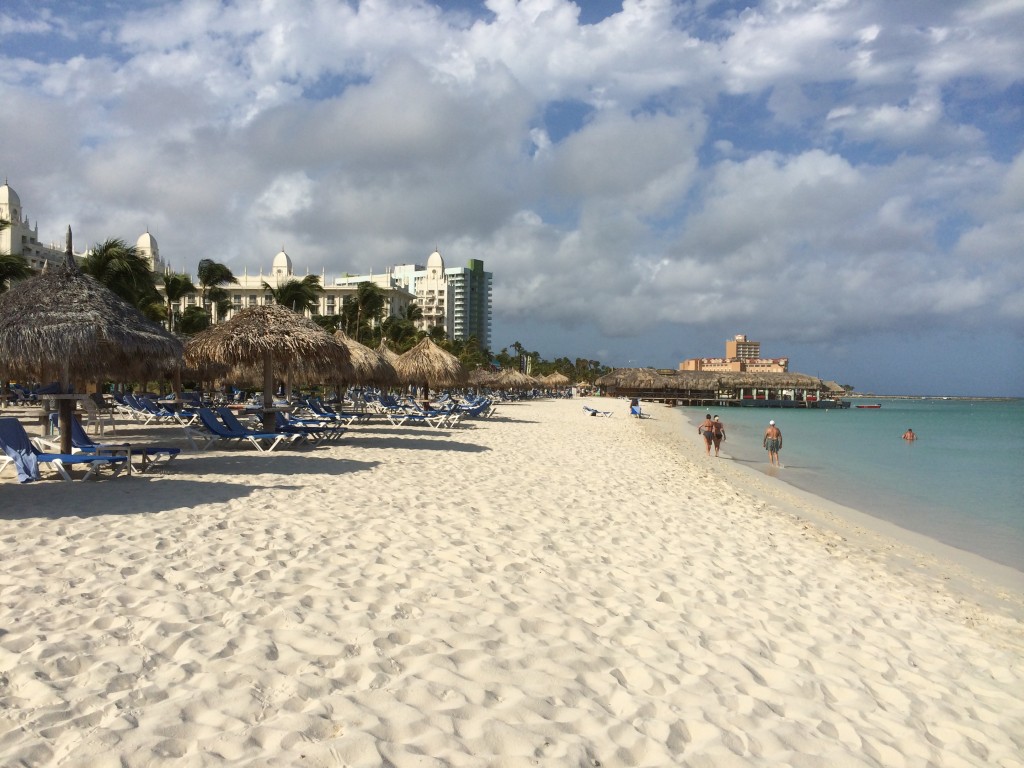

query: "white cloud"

left=0, top=0, right=1021, bottom=392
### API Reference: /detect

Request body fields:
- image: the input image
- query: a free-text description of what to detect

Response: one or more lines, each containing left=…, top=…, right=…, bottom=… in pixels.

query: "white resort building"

left=386, top=250, right=493, bottom=349
left=3, top=178, right=493, bottom=348
left=0, top=181, right=69, bottom=269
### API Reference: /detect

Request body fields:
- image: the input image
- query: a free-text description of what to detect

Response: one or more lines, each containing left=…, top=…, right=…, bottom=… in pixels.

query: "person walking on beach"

left=763, top=419, right=782, bottom=467
left=699, top=414, right=715, bottom=455
left=903, top=428, right=917, bottom=441
left=711, top=415, right=725, bottom=457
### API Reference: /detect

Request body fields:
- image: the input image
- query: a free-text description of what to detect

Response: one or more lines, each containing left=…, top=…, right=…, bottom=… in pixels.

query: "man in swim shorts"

left=711, top=415, right=725, bottom=457
left=763, top=419, right=782, bottom=467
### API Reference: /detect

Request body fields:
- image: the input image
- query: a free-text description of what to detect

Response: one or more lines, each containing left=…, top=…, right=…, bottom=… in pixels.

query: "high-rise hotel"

left=2, top=180, right=493, bottom=349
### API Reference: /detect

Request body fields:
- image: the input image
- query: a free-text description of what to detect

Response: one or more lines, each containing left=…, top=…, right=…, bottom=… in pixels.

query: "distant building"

left=1, top=180, right=166, bottom=273
left=135, top=230, right=168, bottom=274
left=0, top=180, right=69, bottom=269
left=725, top=334, right=760, bottom=360
left=2, top=178, right=493, bottom=347
left=388, top=250, right=493, bottom=349
left=176, top=248, right=416, bottom=324
left=176, top=247, right=493, bottom=349
left=680, top=334, right=789, bottom=373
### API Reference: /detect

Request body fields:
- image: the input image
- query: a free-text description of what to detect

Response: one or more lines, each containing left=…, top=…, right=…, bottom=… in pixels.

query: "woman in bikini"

left=699, top=414, right=715, bottom=455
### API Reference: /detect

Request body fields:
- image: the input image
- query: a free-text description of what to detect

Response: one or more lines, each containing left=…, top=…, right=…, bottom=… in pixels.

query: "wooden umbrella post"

left=59, top=363, right=73, bottom=455
left=262, top=350, right=276, bottom=433
left=58, top=397, right=74, bottom=455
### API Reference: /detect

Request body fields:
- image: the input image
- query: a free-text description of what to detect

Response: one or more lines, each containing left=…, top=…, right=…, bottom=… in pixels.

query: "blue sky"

left=1, top=0, right=1022, bottom=395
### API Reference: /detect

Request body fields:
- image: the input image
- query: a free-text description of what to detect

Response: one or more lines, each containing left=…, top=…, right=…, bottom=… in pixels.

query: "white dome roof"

left=0, top=182, right=21, bottom=209
left=272, top=248, right=292, bottom=275
left=136, top=231, right=158, bottom=252
left=426, top=249, right=444, bottom=269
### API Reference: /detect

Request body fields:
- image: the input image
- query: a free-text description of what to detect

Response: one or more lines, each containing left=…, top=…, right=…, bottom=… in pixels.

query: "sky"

left=1, top=0, right=1022, bottom=396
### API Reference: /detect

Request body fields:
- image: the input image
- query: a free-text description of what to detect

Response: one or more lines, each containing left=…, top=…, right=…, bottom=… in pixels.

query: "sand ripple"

left=1, top=399, right=1022, bottom=766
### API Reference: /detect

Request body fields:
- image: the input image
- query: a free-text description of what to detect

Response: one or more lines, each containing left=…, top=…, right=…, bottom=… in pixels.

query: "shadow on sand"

left=0, top=453, right=381, bottom=520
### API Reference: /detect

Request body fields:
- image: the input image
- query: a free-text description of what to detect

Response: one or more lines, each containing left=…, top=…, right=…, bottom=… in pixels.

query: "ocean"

left=683, top=399, right=1024, bottom=572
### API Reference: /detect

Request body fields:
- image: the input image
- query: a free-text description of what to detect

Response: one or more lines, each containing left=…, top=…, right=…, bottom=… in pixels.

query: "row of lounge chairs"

left=0, top=390, right=501, bottom=481
left=113, top=393, right=200, bottom=426
left=364, top=393, right=495, bottom=427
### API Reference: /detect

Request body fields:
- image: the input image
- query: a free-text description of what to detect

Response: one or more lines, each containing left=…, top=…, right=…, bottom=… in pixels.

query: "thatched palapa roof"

left=467, top=367, right=497, bottom=387
left=596, top=368, right=678, bottom=390
left=0, top=236, right=182, bottom=382
left=493, top=368, right=536, bottom=390
left=185, top=304, right=349, bottom=379
left=333, top=330, right=397, bottom=386
left=376, top=340, right=401, bottom=368
left=394, top=337, right=467, bottom=389
left=540, top=371, right=571, bottom=387
left=185, top=303, right=349, bottom=429
left=596, top=368, right=826, bottom=393
left=0, top=226, right=183, bottom=452
left=715, top=371, right=824, bottom=389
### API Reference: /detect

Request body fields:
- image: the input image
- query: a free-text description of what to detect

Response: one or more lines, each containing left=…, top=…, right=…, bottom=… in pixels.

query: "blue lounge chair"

left=137, top=396, right=177, bottom=424
left=0, top=417, right=127, bottom=482
left=403, top=397, right=458, bottom=428
left=583, top=405, right=613, bottom=417
left=305, top=397, right=372, bottom=426
left=274, top=411, right=346, bottom=445
left=183, top=408, right=296, bottom=451
left=218, top=407, right=303, bottom=451
left=46, top=414, right=181, bottom=473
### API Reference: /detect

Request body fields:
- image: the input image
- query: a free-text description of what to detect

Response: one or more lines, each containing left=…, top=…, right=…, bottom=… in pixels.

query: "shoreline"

left=844, top=394, right=1022, bottom=402
left=657, top=402, right=1024, bottom=618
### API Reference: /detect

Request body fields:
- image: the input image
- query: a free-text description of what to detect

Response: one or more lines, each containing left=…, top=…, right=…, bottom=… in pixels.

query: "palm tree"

left=454, top=335, right=488, bottom=370
left=196, top=259, right=237, bottom=322
left=381, top=314, right=417, bottom=347
left=161, top=272, right=197, bottom=332
left=312, top=313, right=342, bottom=334
left=178, top=305, right=211, bottom=335
left=262, top=274, right=323, bottom=315
left=207, top=286, right=234, bottom=322
left=0, top=253, right=31, bottom=293
left=402, top=302, right=424, bottom=324
left=342, top=281, right=386, bottom=344
left=80, top=238, right=158, bottom=310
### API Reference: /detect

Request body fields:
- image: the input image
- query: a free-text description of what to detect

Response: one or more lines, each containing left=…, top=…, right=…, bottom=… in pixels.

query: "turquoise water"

left=684, top=400, right=1024, bottom=571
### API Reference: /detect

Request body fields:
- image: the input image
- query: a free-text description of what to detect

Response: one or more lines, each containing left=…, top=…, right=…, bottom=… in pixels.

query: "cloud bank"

left=1, top=0, right=1021, bottom=393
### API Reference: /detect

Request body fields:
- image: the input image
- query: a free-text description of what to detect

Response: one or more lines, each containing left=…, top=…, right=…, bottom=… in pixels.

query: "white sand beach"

left=1, top=398, right=1022, bottom=767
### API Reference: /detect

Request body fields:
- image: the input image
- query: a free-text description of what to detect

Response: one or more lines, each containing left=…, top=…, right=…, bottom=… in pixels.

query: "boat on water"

left=856, top=404, right=882, bottom=409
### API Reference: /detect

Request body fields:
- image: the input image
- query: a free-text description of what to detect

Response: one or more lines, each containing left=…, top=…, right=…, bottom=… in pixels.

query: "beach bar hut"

left=716, top=372, right=825, bottom=407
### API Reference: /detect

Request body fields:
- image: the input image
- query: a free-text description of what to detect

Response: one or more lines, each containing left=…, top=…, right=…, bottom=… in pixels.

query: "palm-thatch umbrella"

left=376, top=339, right=401, bottom=369
left=333, top=330, right=397, bottom=387
left=467, top=367, right=497, bottom=389
left=184, top=303, right=350, bottom=431
left=494, top=368, right=536, bottom=390
left=393, top=337, right=468, bottom=407
left=544, top=371, right=570, bottom=388
left=0, top=226, right=183, bottom=453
